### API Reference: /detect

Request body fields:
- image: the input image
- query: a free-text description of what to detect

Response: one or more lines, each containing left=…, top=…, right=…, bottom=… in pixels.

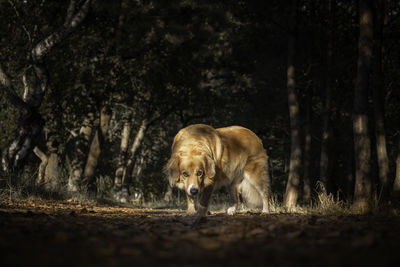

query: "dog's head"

left=166, top=151, right=215, bottom=197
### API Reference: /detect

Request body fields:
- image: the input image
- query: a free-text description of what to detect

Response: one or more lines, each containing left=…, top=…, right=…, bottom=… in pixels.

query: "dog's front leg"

left=186, top=194, right=196, bottom=214
left=192, top=185, right=214, bottom=225
left=227, top=184, right=239, bottom=215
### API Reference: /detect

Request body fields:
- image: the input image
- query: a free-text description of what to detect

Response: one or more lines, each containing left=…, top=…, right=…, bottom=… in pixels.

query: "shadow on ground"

left=1, top=199, right=399, bottom=266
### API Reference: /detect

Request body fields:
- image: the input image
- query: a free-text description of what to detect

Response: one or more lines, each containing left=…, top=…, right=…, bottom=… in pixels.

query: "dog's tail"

left=238, top=178, right=263, bottom=208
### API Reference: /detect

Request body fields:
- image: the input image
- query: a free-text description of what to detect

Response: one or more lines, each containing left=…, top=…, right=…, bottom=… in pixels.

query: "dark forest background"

left=1, top=0, right=399, bottom=212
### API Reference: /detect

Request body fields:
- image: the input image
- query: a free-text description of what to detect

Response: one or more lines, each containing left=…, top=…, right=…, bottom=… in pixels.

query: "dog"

left=166, top=124, right=270, bottom=222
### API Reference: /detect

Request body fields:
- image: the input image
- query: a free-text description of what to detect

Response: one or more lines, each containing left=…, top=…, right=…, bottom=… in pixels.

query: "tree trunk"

left=393, top=138, right=400, bottom=199
left=82, top=106, right=111, bottom=195
left=302, top=87, right=312, bottom=203
left=372, top=0, right=389, bottom=201
left=352, top=0, right=373, bottom=213
left=68, top=112, right=95, bottom=192
left=113, top=114, right=132, bottom=198
left=45, top=152, right=60, bottom=191
left=33, top=140, right=60, bottom=191
left=346, top=148, right=355, bottom=201
left=1, top=65, right=44, bottom=173
left=33, top=146, right=48, bottom=187
left=113, top=105, right=173, bottom=202
left=319, top=0, right=335, bottom=193
left=119, top=119, right=149, bottom=203
left=164, top=184, right=173, bottom=203
left=44, top=140, right=60, bottom=191
left=0, top=1, right=91, bottom=174
left=284, top=0, right=302, bottom=210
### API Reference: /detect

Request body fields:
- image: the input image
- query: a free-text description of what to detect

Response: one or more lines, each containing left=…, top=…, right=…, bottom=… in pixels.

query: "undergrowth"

left=1, top=180, right=399, bottom=216
left=308, top=182, right=350, bottom=215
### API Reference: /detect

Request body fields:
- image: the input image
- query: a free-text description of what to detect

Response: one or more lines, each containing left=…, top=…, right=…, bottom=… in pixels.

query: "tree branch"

left=31, top=0, right=91, bottom=61
left=64, top=0, right=78, bottom=27
left=28, top=63, right=48, bottom=107
left=33, top=146, right=48, bottom=162
left=0, top=63, right=30, bottom=113
left=7, top=0, right=32, bottom=44
left=148, top=106, right=175, bottom=127
left=22, top=70, right=30, bottom=102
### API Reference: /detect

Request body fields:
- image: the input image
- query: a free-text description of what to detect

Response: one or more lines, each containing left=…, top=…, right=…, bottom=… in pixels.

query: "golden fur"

left=166, top=124, right=270, bottom=219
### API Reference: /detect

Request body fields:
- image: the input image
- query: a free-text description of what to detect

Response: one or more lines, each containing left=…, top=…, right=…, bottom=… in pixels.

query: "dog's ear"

left=204, top=154, right=216, bottom=180
left=166, top=154, right=180, bottom=186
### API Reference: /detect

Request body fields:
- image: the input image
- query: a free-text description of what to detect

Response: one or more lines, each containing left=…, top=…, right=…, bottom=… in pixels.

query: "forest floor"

left=1, top=198, right=400, bottom=267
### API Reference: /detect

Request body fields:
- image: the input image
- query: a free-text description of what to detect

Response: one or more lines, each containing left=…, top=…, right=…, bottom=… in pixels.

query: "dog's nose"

left=190, top=187, right=199, bottom=195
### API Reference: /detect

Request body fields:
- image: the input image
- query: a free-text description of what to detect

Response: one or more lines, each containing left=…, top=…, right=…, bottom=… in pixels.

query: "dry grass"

left=312, top=191, right=350, bottom=215
left=3, top=179, right=400, bottom=216
left=307, top=182, right=350, bottom=215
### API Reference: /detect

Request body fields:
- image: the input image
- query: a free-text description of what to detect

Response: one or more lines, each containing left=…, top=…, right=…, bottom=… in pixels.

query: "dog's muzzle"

left=188, top=184, right=199, bottom=196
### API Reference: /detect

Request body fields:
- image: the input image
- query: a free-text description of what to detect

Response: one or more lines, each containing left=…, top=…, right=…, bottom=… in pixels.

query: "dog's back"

left=216, top=126, right=265, bottom=157
left=171, top=124, right=220, bottom=155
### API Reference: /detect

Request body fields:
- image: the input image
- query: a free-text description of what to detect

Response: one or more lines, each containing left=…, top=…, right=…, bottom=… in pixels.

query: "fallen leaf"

left=246, top=227, right=266, bottom=237
left=197, top=237, right=222, bottom=250
left=285, top=230, right=303, bottom=239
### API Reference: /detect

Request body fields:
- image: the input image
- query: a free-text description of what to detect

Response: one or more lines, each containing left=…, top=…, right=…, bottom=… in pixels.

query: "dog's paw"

left=261, top=208, right=270, bottom=214
left=226, top=206, right=236, bottom=215
left=187, top=208, right=196, bottom=215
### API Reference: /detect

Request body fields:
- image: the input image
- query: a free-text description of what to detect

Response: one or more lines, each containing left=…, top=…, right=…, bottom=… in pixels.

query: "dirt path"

left=1, top=199, right=400, bottom=267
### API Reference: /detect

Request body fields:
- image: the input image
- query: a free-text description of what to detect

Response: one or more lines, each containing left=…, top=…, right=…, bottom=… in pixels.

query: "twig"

left=8, top=0, right=32, bottom=43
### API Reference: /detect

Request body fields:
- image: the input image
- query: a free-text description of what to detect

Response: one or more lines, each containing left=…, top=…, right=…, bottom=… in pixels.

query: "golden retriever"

left=166, top=124, right=270, bottom=222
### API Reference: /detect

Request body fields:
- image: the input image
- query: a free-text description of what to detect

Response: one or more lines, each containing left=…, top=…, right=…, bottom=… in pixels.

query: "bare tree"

left=352, top=0, right=373, bottom=213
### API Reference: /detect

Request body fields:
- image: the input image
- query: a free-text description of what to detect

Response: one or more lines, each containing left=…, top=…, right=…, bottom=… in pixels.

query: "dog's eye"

left=182, top=172, right=189, bottom=177
left=196, top=170, right=203, bottom=176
